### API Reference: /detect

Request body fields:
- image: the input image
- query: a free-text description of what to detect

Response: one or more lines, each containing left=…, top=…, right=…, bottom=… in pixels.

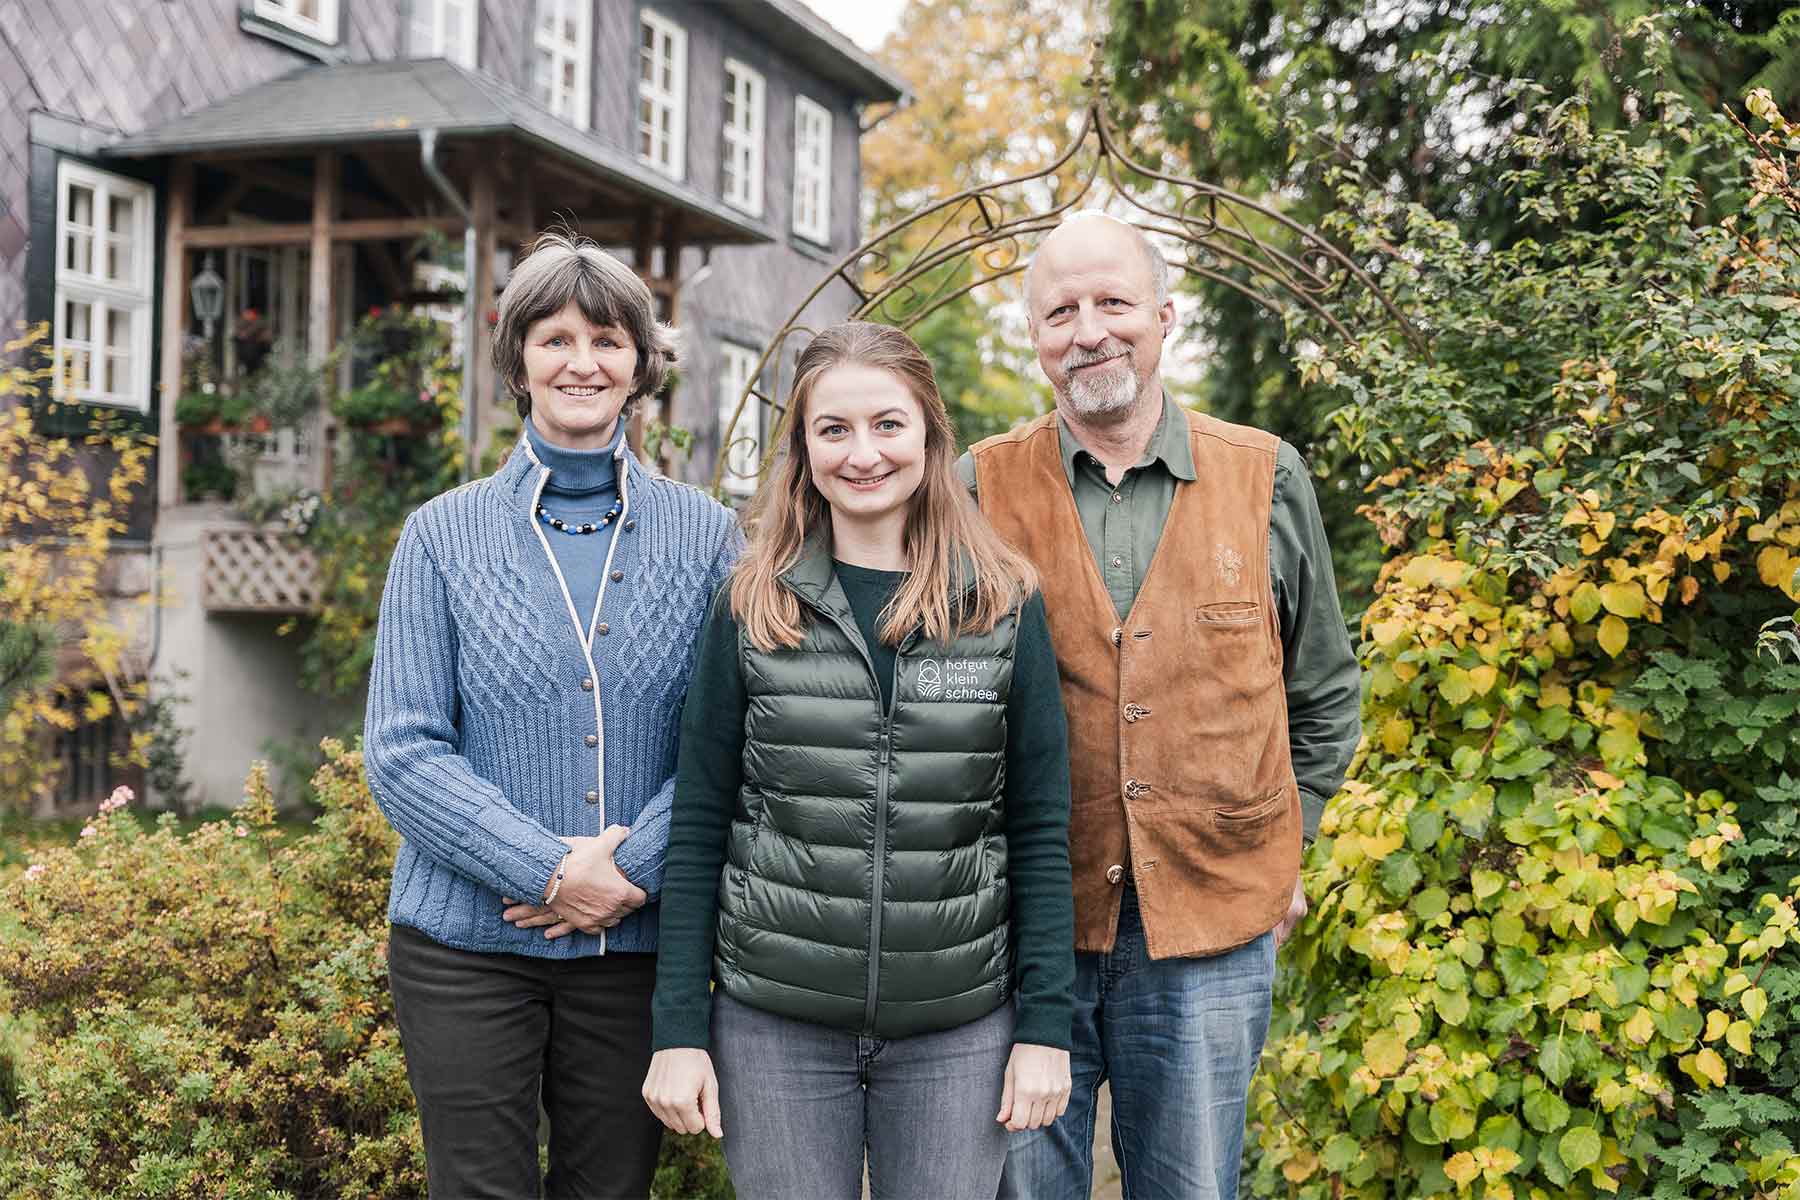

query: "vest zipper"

left=811, top=603, right=902, bottom=1035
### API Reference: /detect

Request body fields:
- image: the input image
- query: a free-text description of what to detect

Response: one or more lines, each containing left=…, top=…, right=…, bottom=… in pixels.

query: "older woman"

left=364, top=230, right=738, bottom=1198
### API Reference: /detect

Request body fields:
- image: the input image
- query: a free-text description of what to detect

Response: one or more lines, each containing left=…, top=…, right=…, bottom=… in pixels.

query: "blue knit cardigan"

left=364, top=431, right=739, bottom=957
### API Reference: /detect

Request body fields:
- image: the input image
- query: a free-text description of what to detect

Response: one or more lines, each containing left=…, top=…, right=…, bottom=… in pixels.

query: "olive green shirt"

left=957, top=396, right=1362, bottom=841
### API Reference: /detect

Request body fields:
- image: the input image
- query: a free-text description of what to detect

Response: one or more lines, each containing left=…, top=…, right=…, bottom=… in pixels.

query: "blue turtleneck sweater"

left=526, top=418, right=623, bottom=631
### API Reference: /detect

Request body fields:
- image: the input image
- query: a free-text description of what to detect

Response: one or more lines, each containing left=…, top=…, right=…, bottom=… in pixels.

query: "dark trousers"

left=387, top=924, right=664, bottom=1200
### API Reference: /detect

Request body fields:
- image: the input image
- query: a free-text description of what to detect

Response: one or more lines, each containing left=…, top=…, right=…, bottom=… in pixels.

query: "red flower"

left=368, top=305, right=384, bottom=318
left=241, top=307, right=260, bottom=322
left=486, top=309, right=499, bottom=326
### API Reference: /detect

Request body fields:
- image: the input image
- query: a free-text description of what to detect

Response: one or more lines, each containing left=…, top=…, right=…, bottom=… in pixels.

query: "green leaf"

left=1523, top=1089, right=1571, bottom=1133
left=1379, top=851, right=1423, bottom=898
left=1558, top=1125, right=1602, bottom=1171
left=1413, top=886, right=1450, bottom=921
left=1492, top=910, right=1527, bottom=946
left=1611, top=963, right=1650, bottom=1007
left=1322, top=1133, right=1360, bottom=1173
left=1571, top=582, right=1603, bottom=623
left=1471, top=869, right=1504, bottom=901
left=1407, top=807, right=1444, bottom=852
left=1538, top=1035, right=1575, bottom=1086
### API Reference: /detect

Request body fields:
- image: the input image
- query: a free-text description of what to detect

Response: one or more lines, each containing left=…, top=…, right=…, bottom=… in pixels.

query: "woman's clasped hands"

left=501, top=824, right=647, bottom=938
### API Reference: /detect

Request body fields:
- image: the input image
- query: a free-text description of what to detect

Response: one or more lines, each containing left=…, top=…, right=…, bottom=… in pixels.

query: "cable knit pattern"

left=365, top=432, right=739, bottom=957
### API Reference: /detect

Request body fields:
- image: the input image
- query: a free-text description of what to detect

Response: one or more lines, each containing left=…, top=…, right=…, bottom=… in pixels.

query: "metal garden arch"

left=709, top=45, right=1424, bottom=494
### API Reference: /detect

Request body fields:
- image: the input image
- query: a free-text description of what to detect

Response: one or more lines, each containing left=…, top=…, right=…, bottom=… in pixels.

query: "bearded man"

left=957, top=212, right=1361, bottom=1200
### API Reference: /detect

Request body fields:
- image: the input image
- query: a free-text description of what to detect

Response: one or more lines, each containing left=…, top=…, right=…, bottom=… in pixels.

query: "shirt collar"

left=1055, top=392, right=1197, bottom=486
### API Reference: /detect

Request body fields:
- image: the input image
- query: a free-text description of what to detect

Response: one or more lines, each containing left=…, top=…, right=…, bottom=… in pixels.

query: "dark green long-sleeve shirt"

left=956, top=395, right=1362, bottom=841
left=651, top=569, right=1075, bottom=1052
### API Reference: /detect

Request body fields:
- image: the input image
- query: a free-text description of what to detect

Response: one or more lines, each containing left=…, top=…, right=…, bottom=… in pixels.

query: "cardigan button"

left=596, top=623, right=610, bottom=635
left=580, top=677, right=593, bottom=691
left=585, top=790, right=599, bottom=804
left=1106, top=864, right=1126, bottom=885
left=610, top=570, right=624, bottom=582
left=623, top=519, right=636, bottom=531
left=583, top=734, right=598, bottom=748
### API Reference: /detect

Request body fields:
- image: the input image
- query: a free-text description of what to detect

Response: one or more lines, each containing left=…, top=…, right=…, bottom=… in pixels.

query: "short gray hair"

left=492, top=230, right=678, bottom=420
left=1023, top=211, right=1170, bottom=326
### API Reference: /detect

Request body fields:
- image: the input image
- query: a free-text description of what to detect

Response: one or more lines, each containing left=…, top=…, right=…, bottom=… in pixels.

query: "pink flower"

left=235, top=825, right=249, bottom=838
left=79, top=824, right=96, bottom=839
left=23, top=863, right=45, bottom=881
left=99, top=785, right=133, bottom=814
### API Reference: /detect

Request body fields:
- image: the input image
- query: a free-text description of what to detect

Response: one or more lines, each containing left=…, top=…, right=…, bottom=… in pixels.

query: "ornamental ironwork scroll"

left=709, top=48, right=1424, bottom=495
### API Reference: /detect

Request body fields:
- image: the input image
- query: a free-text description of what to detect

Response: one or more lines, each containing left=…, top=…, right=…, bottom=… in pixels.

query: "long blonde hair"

left=730, top=322, right=1037, bottom=652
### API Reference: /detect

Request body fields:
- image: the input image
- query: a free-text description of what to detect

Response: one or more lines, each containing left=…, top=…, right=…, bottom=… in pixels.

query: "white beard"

left=1061, top=358, right=1143, bottom=421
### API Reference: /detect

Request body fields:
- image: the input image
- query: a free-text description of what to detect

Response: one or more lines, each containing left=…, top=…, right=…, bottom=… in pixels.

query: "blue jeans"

left=712, top=990, right=1015, bottom=1200
left=998, top=887, right=1275, bottom=1200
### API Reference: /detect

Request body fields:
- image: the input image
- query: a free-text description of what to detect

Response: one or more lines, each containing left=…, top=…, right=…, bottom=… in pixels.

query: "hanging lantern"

left=190, top=253, right=225, bottom=341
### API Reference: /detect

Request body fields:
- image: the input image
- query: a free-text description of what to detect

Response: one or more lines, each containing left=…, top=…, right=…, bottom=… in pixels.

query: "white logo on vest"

left=1215, top=543, right=1245, bottom=587
left=915, top=658, right=998, bottom=702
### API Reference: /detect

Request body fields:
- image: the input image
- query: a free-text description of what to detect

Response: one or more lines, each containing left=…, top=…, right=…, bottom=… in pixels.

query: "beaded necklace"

left=535, top=495, right=623, bottom=536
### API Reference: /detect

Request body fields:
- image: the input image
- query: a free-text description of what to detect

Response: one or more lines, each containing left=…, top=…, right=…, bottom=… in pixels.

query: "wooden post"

left=627, top=211, right=657, bottom=453
left=470, top=160, right=498, bottom=465
left=156, top=160, right=192, bottom=510
left=309, top=151, right=338, bottom=494
left=656, top=214, right=685, bottom=475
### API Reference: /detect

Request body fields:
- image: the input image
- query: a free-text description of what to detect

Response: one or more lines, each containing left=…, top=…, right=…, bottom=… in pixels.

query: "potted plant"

left=330, top=307, right=452, bottom=436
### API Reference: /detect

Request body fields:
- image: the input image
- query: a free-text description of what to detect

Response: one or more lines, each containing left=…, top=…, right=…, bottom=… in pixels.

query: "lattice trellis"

left=201, top=528, right=320, bottom=614
left=709, top=41, right=1423, bottom=494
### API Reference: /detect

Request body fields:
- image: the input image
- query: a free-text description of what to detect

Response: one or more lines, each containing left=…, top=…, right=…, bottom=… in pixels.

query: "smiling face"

left=1027, top=219, right=1174, bottom=425
left=803, top=363, right=928, bottom=532
left=520, top=299, right=639, bottom=450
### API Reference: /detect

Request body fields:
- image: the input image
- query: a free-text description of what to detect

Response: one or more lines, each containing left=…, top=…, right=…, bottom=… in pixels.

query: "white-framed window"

left=533, top=0, right=592, bottom=129
left=54, top=161, right=155, bottom=412
left=637, top=9, right=687, bottom=180
left=718, top=342, right=763, bottom=499
left=722, top=59, right=764, bottom=216
left=253, top=0, right=339, bottom=43
left=409, top=0, right=478, bottom=68
left=792, top=96, right=832, bottom=244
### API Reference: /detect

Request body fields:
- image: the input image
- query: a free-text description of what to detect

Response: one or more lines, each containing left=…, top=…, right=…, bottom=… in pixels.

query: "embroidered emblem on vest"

left=915, top=657, right=1000, bottom=701
left=1215, top=543, right=1245, bottom=587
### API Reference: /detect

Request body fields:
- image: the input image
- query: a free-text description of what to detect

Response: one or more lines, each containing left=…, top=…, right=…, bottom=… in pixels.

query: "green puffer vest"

left=713, top=546, right=1020, bottom=1038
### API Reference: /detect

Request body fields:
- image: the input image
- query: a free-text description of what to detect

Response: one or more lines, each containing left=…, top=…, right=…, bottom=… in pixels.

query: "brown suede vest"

left=972, top=408, right=1300, bottom=958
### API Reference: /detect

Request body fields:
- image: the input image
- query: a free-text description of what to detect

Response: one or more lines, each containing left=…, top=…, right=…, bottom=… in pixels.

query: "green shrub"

left=1250, top=91, right=1800, bottom=1200
left=0, top=747, right=733, bottom=1198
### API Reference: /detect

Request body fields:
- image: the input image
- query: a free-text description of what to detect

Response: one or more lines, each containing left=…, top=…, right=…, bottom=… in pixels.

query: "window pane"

left=64, top=231, right=92, bottom=275
left=107, top=307, right=132, bottom=354
left=104, top=352, right=129, bottom=396
left=298, top=0, right=318, bottom=20
left=533, top=49, right=553, bottom=103
left=68, top=183, right=94, bottom=229
left=539, top=0, right=555, bottom=36
left=64, top=297, right=92, bottom=344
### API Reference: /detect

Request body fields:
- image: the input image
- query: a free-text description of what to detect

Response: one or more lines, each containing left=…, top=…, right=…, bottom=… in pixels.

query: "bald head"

left=1023, top=212, right=1169, bottom=329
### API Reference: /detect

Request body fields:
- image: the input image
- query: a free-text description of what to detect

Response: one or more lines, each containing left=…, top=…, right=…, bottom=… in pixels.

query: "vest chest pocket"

left=1196, top=601, right=1262, bottom=625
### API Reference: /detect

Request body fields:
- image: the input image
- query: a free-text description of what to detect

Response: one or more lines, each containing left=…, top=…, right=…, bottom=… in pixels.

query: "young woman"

left=642, top=321, right=1076, bottom=1199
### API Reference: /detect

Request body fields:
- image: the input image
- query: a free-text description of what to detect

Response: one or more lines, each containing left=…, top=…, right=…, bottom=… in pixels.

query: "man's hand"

left=643, top=1048, right=724, bottom=1138
left=996, top=1043, right=1071, bottom=1132
left=1274, top=875, right=1308, bottom=949
left=502, top=825, right=646, bottom=939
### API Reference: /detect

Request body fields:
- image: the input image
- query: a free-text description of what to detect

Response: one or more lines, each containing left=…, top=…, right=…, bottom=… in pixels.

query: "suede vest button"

left=1106, top=864, right=1126, bottom=884
left=1111, top=626, right=1123, bottom=647
left=583, top=734, right=597, bottom=748
left=1124, top=703, right=1151, bottom=723
left=1124, top=778, right=1150, bottom=801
